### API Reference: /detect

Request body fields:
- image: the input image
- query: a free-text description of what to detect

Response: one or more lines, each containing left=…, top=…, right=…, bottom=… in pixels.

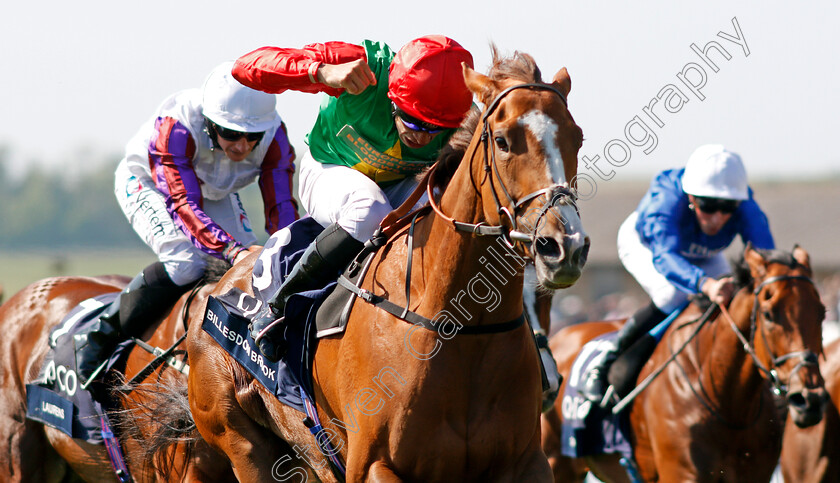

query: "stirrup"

left=580, top=364, right=610, bottom=402
left=251, top=316, right=286, bottom=344
left=250, top=315, right=288, bottom=362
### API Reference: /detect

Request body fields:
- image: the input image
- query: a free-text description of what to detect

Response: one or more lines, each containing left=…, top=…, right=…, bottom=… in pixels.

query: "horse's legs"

left=44, top=429, right=117, bottom=482
left=0, top=418, right=72, bottom=482
left=188, top=356, right=322, bottom=482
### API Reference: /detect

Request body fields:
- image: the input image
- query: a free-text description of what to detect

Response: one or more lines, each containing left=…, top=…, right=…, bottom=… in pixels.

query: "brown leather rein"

left=339, top=83, right=575, bottom=336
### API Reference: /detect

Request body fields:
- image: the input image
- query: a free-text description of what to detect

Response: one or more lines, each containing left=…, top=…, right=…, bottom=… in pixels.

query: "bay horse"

left=0, top=274, right=235, bottom=482
left=542, top=245, right=827, bottom=482
left=185, top=48, right=588, bottom=482
left=780, top=336, right=840, bottom=482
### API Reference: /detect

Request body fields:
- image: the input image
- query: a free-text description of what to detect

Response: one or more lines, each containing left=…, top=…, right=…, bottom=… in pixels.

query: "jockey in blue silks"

left=580, top=144, right=775, bottom=405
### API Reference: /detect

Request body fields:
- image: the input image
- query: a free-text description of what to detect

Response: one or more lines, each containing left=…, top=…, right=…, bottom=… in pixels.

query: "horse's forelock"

left=428, top=47, right=543, bottom=190
left=733, top=248, right=798, bottom=289
left=488, top=44, right=542, bottom=84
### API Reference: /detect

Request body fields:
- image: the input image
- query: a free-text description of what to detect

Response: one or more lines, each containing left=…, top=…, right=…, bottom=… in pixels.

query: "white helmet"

left=681, top=144, right=748, bottom=200
left=201, top=61, right=278, bottom=132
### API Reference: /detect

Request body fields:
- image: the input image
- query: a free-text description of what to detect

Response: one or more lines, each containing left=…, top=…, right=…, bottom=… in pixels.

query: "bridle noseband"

left=428, top=82, right=579, bottom=249
left=721, top=274, right=819, bottom=396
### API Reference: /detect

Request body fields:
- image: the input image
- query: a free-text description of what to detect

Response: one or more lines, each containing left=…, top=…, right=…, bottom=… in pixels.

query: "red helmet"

left=388, top=35, right=474, bottom=129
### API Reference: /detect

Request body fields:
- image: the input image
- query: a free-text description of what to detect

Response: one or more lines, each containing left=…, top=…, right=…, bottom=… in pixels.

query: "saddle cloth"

left=202, top=216, right=357, bottom=413
left=25, top=293, right=133, bottom=443
left=560, top=332, right=633, bottom=460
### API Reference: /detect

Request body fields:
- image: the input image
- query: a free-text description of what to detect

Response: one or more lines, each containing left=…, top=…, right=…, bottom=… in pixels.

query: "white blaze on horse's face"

left=519, top=110, right=566, bottom=185
left=518, top=109, right=587, bottom=243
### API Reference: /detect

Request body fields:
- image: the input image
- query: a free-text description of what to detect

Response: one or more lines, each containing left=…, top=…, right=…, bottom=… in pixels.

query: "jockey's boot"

left=250, top=223, right=363, bottom=362
left=579, top=301, right=666, bottom=406
left=74, top=261, right=187, bottom=386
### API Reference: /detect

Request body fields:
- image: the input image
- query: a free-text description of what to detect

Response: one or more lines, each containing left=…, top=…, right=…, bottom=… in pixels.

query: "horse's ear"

left=744, top=243, right=768, bottom=280
left=463, top=62, right=499, bottom=106
left=792, top=244, right=813, bottom=274
left=551, top=67, right=572, bottom=98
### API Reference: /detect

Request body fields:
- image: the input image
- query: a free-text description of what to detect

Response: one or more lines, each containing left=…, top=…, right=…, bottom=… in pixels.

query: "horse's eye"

left=494, top=136, right=509, bottom=153
left=763, top=309, right=774, bottom=322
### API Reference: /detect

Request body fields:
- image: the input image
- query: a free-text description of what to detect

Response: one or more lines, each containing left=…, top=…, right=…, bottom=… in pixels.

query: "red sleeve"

left=232, top=42, right=367, bottom=97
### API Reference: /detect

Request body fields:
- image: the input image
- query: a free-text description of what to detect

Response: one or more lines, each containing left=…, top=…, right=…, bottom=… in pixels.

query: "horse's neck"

left=697, top=295, right=766, bottom=421
left=419, top=156, right=526, bottom=324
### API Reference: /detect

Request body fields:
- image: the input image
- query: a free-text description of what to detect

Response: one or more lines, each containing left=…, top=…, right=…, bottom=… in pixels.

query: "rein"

left=612, top=274, right=818, bottom=421
left=427, top=83, right=578, bottom=249
left=611, top=303, right=716, bottom=414
left=121, top=282, right=202, bottom=392
left=663, top=274, right=817, bottom=429
left=337, top=211, right=526, bottom=336
left=718, top=274, right=818, bottom=397
left=338, top=83, right=575, bottom=337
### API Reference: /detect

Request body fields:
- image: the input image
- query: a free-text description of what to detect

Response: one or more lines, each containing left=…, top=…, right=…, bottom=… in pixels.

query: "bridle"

left=720, top=274, right=819, bottom=397
left=427, top=82, right=579, bottom=249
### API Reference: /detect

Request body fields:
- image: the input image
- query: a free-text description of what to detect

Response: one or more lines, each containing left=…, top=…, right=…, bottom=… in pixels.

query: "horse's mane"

left=112, top=379, right=200, bottom=480
left=732, top=248, right=798, bottom=289
left=204, top=258, right=232, bottom=283
left=431, top=45, right=543, bottom=189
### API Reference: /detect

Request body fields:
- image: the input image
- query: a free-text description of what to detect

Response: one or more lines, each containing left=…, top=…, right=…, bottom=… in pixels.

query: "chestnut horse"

left=0, top=274, right=235, bottom=482
left=186, top=49, right=588, bottom=482
left=780, top=336, right=840, bottom=482
left=542, top=245, right=827, bottom=482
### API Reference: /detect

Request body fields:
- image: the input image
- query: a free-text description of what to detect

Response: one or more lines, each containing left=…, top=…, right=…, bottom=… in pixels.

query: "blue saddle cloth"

left=26, top=293, right=133, bottom=443
left=202, top=217, right=336, bottom=413
left=560, top=332, right=633, bottom=460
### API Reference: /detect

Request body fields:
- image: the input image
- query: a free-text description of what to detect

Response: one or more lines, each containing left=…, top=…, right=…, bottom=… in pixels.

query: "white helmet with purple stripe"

left=201, top=61, right=278, bottom=133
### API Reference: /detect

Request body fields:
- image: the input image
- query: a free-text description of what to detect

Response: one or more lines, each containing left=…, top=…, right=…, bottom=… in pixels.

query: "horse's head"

left=460, top=51, right=589, bottom=289
left=734, top=244, right=827, bottom=428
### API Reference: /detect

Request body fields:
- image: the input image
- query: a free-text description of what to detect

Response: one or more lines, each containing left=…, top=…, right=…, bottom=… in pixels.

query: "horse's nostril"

left=573, top=240, right=590, bottom=266
left=535, top=237, right=563, bottom=261
left=788, top=392, right=807, bottom=409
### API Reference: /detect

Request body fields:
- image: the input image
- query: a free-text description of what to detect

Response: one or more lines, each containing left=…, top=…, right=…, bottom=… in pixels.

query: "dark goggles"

left=693, top=196, right=740, bottom=214
left=211, top=122, right=264, bottom=143
left=393, top=104, right=445, bottom=134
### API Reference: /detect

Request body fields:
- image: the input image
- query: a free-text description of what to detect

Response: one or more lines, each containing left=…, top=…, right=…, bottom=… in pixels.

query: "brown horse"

left=0, top=274, right=235, bottom=482
left=780, top=336, right=840, bottom=482
left=185, top=49, right=588, bottom=482
left=542, top=245, right=827, bottom=482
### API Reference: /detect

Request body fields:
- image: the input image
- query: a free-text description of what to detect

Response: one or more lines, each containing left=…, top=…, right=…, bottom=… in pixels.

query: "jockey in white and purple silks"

left=74, top=61, right=299, bottom=384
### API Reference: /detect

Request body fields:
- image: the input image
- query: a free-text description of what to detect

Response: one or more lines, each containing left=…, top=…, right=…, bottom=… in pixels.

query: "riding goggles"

left=212, top=122, right=265, bottom=143
left=693, top=196, right=740, bottom=214
left=393, top=103, right=445, bottom=134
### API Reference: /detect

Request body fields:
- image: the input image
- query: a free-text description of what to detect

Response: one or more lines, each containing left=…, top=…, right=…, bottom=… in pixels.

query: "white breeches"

left=114, top=161, right=257, bottom=286
left=617, top=212, right=730, bottom=313
left=297, top=151, right=427, bottom=242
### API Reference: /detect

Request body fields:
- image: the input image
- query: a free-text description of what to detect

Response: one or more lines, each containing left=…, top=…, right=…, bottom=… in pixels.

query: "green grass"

left=0, top=249, right=156, bottom=300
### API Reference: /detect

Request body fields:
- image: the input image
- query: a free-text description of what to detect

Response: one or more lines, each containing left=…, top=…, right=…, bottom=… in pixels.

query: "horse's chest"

left=688, top=429, right=781, bottom=481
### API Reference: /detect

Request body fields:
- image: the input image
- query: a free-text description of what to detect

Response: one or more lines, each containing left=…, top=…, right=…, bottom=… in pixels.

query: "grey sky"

left=2, top=1, right=838, bottom=182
